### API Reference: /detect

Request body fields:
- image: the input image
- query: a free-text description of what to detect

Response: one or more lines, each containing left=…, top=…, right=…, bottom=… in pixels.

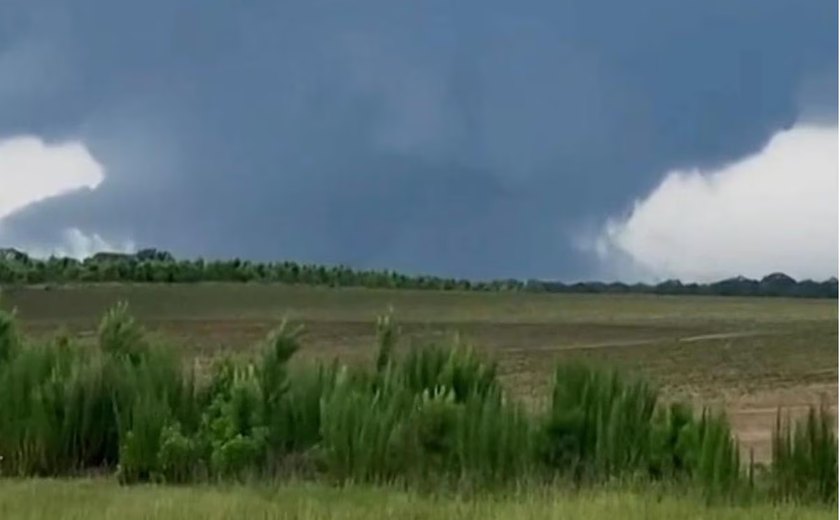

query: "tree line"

left=0, top=247, right=836, bottom=298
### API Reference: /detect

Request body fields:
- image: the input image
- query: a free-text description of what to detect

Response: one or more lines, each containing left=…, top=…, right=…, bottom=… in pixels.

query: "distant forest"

left=0, top=247, right=836, bottom=298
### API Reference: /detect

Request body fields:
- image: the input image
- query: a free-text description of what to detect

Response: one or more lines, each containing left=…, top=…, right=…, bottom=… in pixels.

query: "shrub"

left=692, top=409, right=742, bottom=497
left=538, top=363, right=742, bottom=498
left=257, top=321, right=302, bottom=456
left=399, top=341, right=499, bottom=403
left=0, top=306, right=833, bottom=505
left=539, top=364, right=658, bottom=481
left=454, top=388, right=533, bottom=485
left=0, top=308, right=19, bottom=365
left=375, top=310, right=398, bottom=374
left=98, top=302, right=148, bottom=363
left=771, top=405, right=837, bottom=503
left=117, top=392, right=170, bottom=483
left=157, top=422, right=199, bottom=483
left=0, top=339, right=118, bottom=475
left=319, top=372, right=411, bottom=482
left=270, top=361, right=338, bottom=455
left=408, top=387, right=459, bottom=477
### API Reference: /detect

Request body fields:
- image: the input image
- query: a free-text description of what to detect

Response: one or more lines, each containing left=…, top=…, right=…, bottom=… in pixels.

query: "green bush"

left=538, top=363, right=743, bottom=498
left=399, top=342, right=498, bottom=403
left=117, top=392, right=170, bottom=483
left=771, top=405, right=837, bottom=503
left=157, top=422, right=199, bottom=483
left=98, top=302, right=148, bottom=364
left=691, top=409, right=742, bottom=497
left=375, top=311, right=398, bottom=374
left=539, top=364, right=659, bottom=481
left=270, top=362, right=338, bottom=455
left=197, top=363, right=268, bottom=478
left=0, top=306, right=834, bottom=505
left=648, top=402, right=696, bottom=478
left=319, top=372, right=411, bottom=482
left=0, top=339, right=118, bottom=475
left=0, top=308, right=19, bottom=365
left=408, top=388, right=459, bottom=477
left=257, top=321, right=303, bottom=457
left=454, top=388, right=533, bottom=485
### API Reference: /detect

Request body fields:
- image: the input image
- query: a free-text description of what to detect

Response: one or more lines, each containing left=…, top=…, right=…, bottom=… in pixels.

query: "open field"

left=0, top=479, right=833, bottom=520
left=1, top=283, right=836, bottom=463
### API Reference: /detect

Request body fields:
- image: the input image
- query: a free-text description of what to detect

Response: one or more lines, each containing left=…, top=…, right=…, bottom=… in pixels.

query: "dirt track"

left=504, top=330, right=770, bottom=353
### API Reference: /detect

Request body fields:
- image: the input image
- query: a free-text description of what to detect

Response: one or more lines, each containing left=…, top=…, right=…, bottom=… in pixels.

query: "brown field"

left=1, top=283, right=836, bottom=462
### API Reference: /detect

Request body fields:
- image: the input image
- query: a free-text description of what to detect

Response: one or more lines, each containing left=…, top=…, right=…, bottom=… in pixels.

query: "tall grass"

left=539, top=363, right=660, bottom=481
left=0, top=305, right=834, bottom=504
left=771, top=404, right=837, bottom=503
left=1, top=479, right=834, bottom=520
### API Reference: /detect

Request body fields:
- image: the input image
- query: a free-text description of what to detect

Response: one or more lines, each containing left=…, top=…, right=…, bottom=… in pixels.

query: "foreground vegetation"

left=0, top=479, right=834, bottom=520
left=0, top=303, right=834, bottom=508
left=6, top=282, right=835, bottom=466
left=1, top=247, right=836, bottom=298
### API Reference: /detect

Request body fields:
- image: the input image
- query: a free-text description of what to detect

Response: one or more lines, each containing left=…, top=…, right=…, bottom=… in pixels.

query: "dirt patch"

left=694, top=383, right=838, bottom=463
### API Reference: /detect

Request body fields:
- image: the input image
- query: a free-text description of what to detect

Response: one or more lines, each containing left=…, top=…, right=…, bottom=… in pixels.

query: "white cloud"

left=21, top=228, right=135, bottom=260
left=596, top=124, right=838, bottom=282
left=0, top=136, right=104, bottom=220
left=0, top=135, right=134, bottom=258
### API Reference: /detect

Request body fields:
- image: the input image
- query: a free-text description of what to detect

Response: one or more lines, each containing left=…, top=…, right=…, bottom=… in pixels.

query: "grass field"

left=0, top=479, right=834, bottom=520
left=1, top=283, right=836, bottom=465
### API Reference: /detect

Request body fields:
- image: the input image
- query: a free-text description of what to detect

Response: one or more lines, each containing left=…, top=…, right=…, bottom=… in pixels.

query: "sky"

left=0, top=0, right=837, bottom=281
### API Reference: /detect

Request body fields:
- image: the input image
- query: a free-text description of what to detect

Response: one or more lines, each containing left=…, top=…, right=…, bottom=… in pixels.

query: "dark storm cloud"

left=0, top=0, right=836, bottom=279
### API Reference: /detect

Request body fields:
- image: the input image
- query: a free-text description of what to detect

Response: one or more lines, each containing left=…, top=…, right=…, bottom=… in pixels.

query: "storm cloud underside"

left=0, top=1, right=836, bottom=280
